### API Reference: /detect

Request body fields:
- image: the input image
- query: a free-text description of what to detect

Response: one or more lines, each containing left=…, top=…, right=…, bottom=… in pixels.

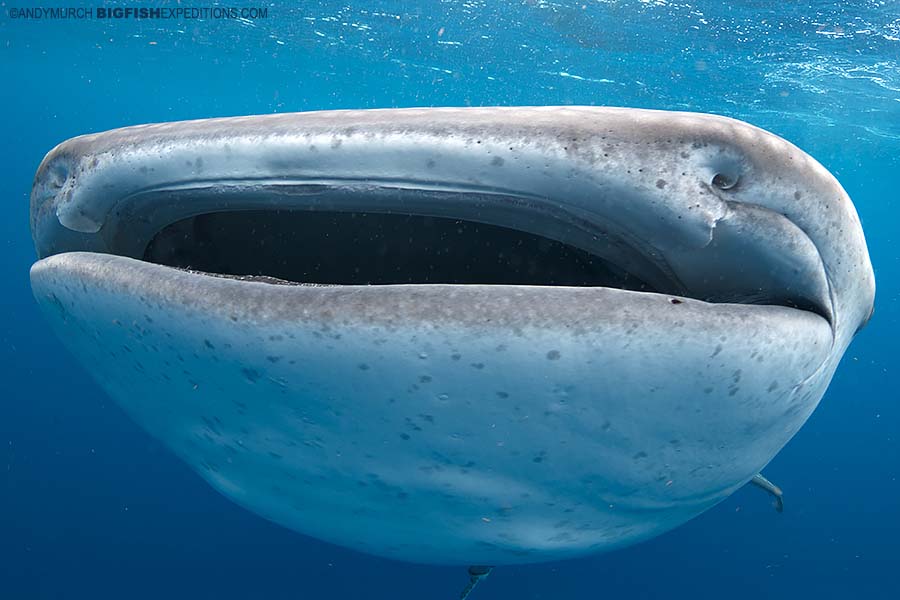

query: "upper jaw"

left=30, top=107, right=868, bottom=338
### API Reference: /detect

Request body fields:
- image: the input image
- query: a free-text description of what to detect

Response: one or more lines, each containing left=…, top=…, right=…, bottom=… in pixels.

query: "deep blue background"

left=1, top=2, right=898, bottom=598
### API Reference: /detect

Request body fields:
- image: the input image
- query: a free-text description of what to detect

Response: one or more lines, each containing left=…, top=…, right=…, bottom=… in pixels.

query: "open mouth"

left=87, top=189, right=833, bottom=328
left=42, top=188, right=832, bottom=328
left=143, top=209, right=661, bottom=291
left=29, top=107, right=837, bottom=328
left=46, top=197, right=835, bottom=326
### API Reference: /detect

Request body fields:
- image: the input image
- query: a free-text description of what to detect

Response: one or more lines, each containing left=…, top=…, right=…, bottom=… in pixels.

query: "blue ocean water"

left=1, top=1, right=898, bottom=598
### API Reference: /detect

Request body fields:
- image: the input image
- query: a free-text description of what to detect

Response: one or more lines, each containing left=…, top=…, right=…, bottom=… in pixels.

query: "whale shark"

left=29, top=107, right=874, bottom=566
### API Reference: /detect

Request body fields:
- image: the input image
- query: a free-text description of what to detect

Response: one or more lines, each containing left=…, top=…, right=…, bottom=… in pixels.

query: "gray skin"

left=29, top=107, right=874, bottom=565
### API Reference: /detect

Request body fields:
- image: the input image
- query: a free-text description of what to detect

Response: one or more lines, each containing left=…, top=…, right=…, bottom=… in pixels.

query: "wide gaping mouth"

left=143, top=209, right=661, bottom=291
left=29, top=109, right=839, bottom=329
left=99, top=183, right=833, bottom=329
left=35, top=179, right=837, bottom=327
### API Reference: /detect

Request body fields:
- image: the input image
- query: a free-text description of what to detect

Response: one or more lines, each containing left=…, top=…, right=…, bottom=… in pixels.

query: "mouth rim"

left=31, top=249, right=835, bottom=328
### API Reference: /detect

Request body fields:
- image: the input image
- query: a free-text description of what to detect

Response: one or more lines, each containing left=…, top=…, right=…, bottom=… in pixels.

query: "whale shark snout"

left=29, top=107, right=874, bottom=564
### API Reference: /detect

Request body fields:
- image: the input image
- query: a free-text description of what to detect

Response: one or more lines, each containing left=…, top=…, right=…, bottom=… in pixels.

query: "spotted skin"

left=29, top=108, right=874, bottom=565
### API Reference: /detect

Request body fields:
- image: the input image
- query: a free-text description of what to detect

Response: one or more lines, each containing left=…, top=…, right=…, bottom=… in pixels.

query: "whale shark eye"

left=49, top=162, right=69, bottom=189
left=711, top=172, right=739, bottom=190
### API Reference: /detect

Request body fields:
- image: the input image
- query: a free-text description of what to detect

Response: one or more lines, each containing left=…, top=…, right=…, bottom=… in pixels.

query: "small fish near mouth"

left=29, top=107, right=874, bottom=568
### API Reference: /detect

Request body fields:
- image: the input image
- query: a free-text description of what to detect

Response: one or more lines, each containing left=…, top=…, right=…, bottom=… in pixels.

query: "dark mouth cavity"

left=143, top=210, right=660, bottom=291
left=134, top=206, right=830, bottom=325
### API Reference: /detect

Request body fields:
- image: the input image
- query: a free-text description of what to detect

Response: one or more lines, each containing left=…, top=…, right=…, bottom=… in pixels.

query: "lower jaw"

left=30, top=250, right=834, bottom=564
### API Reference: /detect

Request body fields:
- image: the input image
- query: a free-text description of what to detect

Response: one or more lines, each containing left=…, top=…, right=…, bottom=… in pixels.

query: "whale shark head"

left=29, top=107, right=874, bottom=564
